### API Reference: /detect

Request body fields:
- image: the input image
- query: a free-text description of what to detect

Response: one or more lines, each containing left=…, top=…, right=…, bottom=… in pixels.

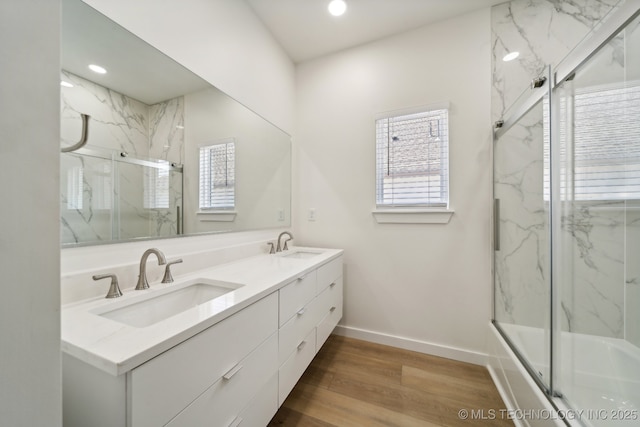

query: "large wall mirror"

left=60, top=0, right=291, bottom=247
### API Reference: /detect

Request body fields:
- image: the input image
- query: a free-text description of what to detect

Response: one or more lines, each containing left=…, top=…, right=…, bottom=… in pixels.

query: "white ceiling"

left=62, top=0, right=211, bottom=105
left=246, top=0, right=506, bottom=63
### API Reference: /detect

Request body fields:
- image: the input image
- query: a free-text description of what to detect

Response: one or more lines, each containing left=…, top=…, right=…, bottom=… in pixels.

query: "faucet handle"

left=283, top=238, right=292, bottom=251
left=161, top=258, right=183, bottom=283
left=267, top=242, right=275, bottom=254
left=93, top=274, right=123, bottom=299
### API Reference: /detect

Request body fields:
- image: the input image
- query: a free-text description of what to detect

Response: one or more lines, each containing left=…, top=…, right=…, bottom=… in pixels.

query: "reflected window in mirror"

left=144, top=167, right=170, bottom=209
left=66, top=166, right=84, bottom=210
left=199, top=140, right=236, bottom=210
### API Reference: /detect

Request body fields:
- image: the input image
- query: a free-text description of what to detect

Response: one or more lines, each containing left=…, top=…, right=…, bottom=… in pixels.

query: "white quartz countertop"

left=61, top=247, right=343, bottom=376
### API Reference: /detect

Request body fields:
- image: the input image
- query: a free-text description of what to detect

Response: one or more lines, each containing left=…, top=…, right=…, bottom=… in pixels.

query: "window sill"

left=196, top=210, right=237, bottom=222
left=372, top=208, right=454, bottom=224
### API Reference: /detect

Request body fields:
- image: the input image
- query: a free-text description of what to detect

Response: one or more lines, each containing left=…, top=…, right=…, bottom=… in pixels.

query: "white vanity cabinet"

left=63, top=252, right=343, bottom=427
left=277, top=255, right=343, bottom=404
left=130, top=293, right=278, bottom=427
left=64, top=292, right=279, bottom=427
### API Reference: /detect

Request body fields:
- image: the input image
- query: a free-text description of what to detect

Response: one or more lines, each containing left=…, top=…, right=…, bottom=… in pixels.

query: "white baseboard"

left=333, top=325, right=488, bottom=366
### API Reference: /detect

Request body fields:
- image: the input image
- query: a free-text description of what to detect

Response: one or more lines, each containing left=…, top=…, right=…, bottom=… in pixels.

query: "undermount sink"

left=280, top=250, right=324, bottom=259
left=94, top=279, right=243, bottom=328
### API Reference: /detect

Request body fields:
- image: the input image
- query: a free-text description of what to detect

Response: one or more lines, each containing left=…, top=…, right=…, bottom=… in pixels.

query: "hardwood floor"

left=269, top=335, right=513, bottom=426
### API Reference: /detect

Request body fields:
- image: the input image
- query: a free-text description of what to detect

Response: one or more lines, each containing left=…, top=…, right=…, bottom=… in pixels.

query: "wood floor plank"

left=401, top=365, right=508, bottom=409
left=271, top=335, right=513, bottom=426
left=329, top=335, right=490, bottom=384
left=282, top=381, right=441, bottom=427
left=298, top=364, right=335, bottom=389
left=268, top=406, right=336, bottom=427
left=327, top=370, right=478, bottom=426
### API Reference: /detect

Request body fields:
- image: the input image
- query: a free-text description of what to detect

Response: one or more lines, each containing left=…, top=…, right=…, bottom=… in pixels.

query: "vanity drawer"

left=279, top=270, right=317, bottom=326
left=316, top=256, right=342, bottom=294
left=233, top=372, right=278, bottom=427
left=316, top=278, right=343, bottom=351
left=166, top=332, right=278, bottom=427
left=129, top=292, right=278, bottom=427
left=278, top=328, right=316, bottom=405
left=278, top=296, right=322, bottom=366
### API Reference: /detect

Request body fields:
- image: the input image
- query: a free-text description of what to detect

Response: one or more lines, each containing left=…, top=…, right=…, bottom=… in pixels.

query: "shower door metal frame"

left=492, top=66, right=554, bottom=397
left=492, top=0, right=640, bottom=413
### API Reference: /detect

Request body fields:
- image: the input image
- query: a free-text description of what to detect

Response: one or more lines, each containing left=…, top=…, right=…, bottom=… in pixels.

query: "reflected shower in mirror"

left=60, top=0, right=291, bottom=246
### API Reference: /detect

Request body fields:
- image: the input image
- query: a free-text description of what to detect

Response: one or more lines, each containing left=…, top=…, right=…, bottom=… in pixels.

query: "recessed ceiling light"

left=60, top=81, right=74, bottom=88
left=88, top=64, right=107, bottom=74
left=328, top=0, right=347, bottom=16
left=502, top=51, right=520, bottom=62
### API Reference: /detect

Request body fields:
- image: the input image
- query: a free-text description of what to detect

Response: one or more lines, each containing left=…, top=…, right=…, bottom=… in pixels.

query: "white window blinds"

left=376, top=108, right=449, bottom=207
left=199, top=140, right=235, bottom=209
left=545, top=82, right=640, bottom=201
left=144, top=167, right=170, bottom=209
left=66, top=166, right=83, bottom=210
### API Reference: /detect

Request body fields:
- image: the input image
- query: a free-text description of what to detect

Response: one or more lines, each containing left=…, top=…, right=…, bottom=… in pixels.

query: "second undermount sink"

left=94, top=279, right=243, bottom=328
left=280, top=249, right=324, bottom=259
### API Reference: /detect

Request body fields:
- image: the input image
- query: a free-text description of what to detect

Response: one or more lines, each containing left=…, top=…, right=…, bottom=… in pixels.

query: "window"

left=376, top=107, right=449, bottom=207
left=91, top=163, right=112, bottom=210
left=144, top=166, right=170, bottom=209
left=199, top=139, right=235, bottom=210
left=66, top=166, right=84, bottom=210
left=544, top=82, right=640, bottom=201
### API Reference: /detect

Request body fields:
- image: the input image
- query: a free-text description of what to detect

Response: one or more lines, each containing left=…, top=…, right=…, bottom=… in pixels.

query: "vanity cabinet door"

left=278, top=328, right=316, bottom=405
left=231, top=373, right=278, bottom=427
left=129, top=292, right=278, bottom=427
left=278, top=270, right=317, bottom=326
left=165, top=333, right=278, bottom=427
left=316, top=277, right=343, bottom=351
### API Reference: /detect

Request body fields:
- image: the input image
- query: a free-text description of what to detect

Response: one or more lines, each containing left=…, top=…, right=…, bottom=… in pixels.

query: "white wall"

left=183, top=87, right=291, bottom=234
left=294, top=9, right=493, bottom=362
left=0, top=1, right=61, bottom=425
left=83, top=0, right=295, bottom=136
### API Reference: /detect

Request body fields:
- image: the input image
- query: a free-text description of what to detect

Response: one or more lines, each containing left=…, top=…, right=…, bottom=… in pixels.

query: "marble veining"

left=560, top=202, right=626, bottom=337
left=494, top=104, right=549, bottom=329
left=492, top=0, right=631, bottom=340
left=150, top=97, right=184, bottom=164
left=492, top=0, right=622, bottom=121
left=61, top=71, right=184, bottom=244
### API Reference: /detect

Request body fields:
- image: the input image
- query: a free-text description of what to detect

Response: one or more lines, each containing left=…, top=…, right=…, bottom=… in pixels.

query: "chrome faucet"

left=135, top=248, right=167, bottom=290
left=276, top=231, right=293, bottom=252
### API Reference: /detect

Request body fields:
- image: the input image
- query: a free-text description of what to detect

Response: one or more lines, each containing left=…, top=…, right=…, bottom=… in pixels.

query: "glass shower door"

left=117, top=161, right=183, bottom=240
left=61, top=150, right=183, bottom=245
left=551, top=11, right=640, bottom=419
left=60, top=151, right=116, bottom=244
left=494, top=91, right=552, bottom=390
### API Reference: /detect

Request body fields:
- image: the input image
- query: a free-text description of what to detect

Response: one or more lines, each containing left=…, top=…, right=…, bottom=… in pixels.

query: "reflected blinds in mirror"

left=144, top=167, right=170, bottom=209
left=199, top=140, right=236, bottom=209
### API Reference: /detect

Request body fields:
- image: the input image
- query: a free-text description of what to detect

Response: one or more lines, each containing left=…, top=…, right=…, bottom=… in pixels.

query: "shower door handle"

left=494, top=198, right=500, bottom=251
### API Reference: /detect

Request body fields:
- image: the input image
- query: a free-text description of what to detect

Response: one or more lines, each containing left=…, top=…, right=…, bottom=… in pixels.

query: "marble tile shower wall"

left=60, top=71, right=183, bottom=244
left=494, top=107, right=549, bottom=329
left=492, top=0, right=630, bottom=339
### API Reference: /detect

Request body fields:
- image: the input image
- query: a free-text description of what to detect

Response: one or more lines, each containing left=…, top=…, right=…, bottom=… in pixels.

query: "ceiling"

left=245, top=0, right=506, bottom=63
left=62, top=0, right=211, bottom=105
